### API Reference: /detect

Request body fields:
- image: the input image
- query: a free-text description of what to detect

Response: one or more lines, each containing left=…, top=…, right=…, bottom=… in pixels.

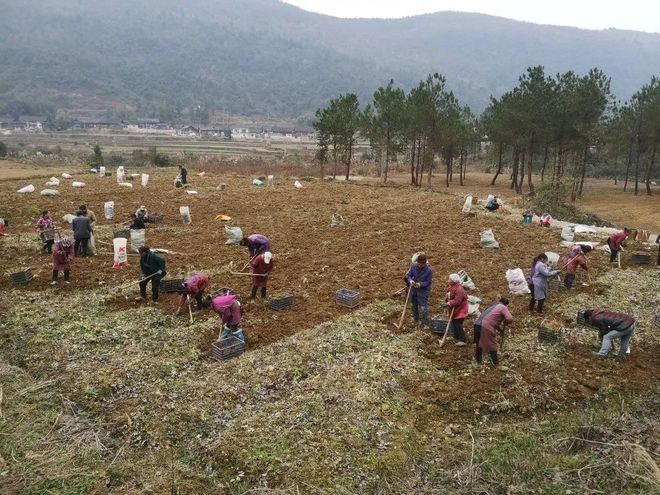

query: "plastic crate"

left=270, top=295, right=294, bottom=311
left=548, top=277, right=562, bottom=292
left=576, top=309, right=589, bottom=326
left=430, top=316, right=449, bottom=335
left=113, top=229, right=130, bottom=239
left=335, top=289, right=360, bottom=308
left=211, top=336, right=246, bottom=361
left=10, top=268, right=33, bottom=285
left=538, top=326, right=560, bottom=344
left=159, top=278, right=183, bottom=293
left=630, top=254, right=651, bottom=265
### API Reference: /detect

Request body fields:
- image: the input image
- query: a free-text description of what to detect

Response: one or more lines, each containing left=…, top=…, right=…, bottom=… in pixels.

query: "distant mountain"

left=1, top=0, right=659, bottom=121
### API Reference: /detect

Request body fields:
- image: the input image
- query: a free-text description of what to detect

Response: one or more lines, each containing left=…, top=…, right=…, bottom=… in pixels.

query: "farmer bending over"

left=138, top=246, right=166, bottom=302
left=51, top=237, right=75, bottom=286
left=404, top=253, right=432, bottom=327
left=584, top=310, right=636, bottom=358
left=607, top=228, right=631, bottom=265
left=564, top=245, right=591, bottom=289
left=211, top=294, right=245, bottom=342
left=485, top=196, right=500, bottom=212
left=250, top=251, right=273, bottom=300
left=476, top=297, right=513, bottom=365
left=176, top=272, right=209, bottom=314
left=445, top=273, right=469, bottom=345
left=240, top=234, right=271, bottom=258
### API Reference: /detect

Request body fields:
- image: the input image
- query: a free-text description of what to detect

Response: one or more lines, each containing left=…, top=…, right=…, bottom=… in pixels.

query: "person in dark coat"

left=607, top=228, right=631, bottom=264
left=250, top=251, right=273, bottom=300
left=71, top=210, right=92, bottom=257
left=138, top=245, right=166, bottom=302
left=178, top=165, right=188, bottom=185
left=584, top=310, right=636, bottom=358
left=240, top=234, right=271, bottom=258
left=404, top=253, right=433, bottom=327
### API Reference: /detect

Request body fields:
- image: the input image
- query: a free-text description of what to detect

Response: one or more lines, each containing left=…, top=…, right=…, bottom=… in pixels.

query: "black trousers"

left=564, top=273, right=575, bottom=289
left=251, top=286, right=267, bottom=299
left=74, top=237, right=89, bottom=257
left=451, top=318, right=467, bottom=342
left=140, top=277, right=161, bottom=301
left=52, top=269, right=70, bottom=281
left=608, top=240, right=619, bottom=263
left=43, top=239, right=55, bottom=253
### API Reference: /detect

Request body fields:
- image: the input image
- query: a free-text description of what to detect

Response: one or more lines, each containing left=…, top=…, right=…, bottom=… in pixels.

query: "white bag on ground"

left=506, top=268, right=531, bottom=295
left=575, top=225, right=597, bottom=234
left=99, top=166, right=106, bottom=177
left=116, top=166, right=125, bottom=183
left=72, top=181, right=86, bottom=188
left=294, top=180, right=303, bottom=189
left=179, top=206, right=192, bottom=225
left=130, top=228, right=146, bottom=252
left=90, top=168, right=97, bottom=173
left=118, top=182, right=133, bottom=189
left=458, top=270, right=476, bottom=290
left=561, top=226, right=574, bottom=242
left=331, top=214, right=344, bottom=227
left=480, top=229, right=500, bottom=249
left=62, top=173, right=73, bottom=179
left=40, top=189, right=59, bottom=196
left=545, top=252, right=560, bottom=267
left=462, top=195, right=473, bottom=213
left=112, top=237, right=128, bottom=268
left=267, top=175, right=274, bottom=187
left=47, top=177, right=60, bottom=186
left=467, top=295, right=481, bottom=317
left=186, top=190, right=198, bottom=195
left=17, top=184, right=35, bottom=194
left=63, top=214, right=75, bottom=224
left=141, top=174, right=149, bottom=187
left=104, top=201, right=114, bottom=220
left=225, top=225, right=243, bottom=245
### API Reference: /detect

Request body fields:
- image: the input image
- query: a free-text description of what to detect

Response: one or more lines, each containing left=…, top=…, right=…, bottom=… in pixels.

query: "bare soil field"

left=0, top=166, right=658, bottom=493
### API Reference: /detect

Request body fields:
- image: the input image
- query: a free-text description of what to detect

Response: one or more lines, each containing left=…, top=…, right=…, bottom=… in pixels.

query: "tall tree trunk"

left=462, top=150, right=467, bottom=182
left=383, top=131, right=390, bottom=183
left=578, top=147, right=588, bottom=198
left=540, top=141, right=549, bottom=182
left=459, top=151, right=465, bottom=186
left=623, top=136, right=633, bottom=192
left=410, top=137, right=417, bottom=185
left=491, top=142, right=503, bottom=185
left=332, top=144, right=338, bottom=180
left=510, top=148, right=519, bottom=190
left=427, top=152, right=433, bottom=187
left=527, top=143, right=535, bottom=194
left=345, top=139, right=353, bottom=181
left=645, top=138, right=657, bottom=195
left=517, top=149, right=525, bottom=193
left=634, top=135, right=641, bottom=196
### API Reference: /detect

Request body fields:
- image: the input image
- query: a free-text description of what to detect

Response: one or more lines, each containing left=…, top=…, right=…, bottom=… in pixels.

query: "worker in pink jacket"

left=176, top=272, right=209, bottom=314
left=564, top=245, right=591, bottom=289
left=607, top=228, right=631, bottom=264
left=51, top=237, right=75, bottom=285
left=478, top=298, right=514, bottom=365
left=445, top=273, right=469, bottom=346
left=211, top=294, right=244, bottom=341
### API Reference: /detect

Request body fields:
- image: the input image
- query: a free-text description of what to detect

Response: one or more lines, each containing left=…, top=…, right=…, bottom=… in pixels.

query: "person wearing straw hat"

left=51, top=236, right=75, bottom=286
left=404, top=253, right=433, bottom=328
left=445, top=273, right=469, bottom=345
left=250, top=251, right=274, bottom=300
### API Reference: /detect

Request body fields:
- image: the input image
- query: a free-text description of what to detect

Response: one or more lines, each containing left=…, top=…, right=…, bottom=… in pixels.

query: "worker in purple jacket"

left=240, top=234, right=271, bottom=258
left=403, top=253, right=433, bottom=327
left=584, top=310, right=636, bottom=358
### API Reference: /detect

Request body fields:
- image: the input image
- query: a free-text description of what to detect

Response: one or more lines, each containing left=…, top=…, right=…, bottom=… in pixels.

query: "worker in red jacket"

left=445, top=273, right=469, bottom=346
left=607, top=228, right=631, bottom=264
left=176, top=272, right=209, bottom=314
left=250, top=251, right=273, bottom=300
left=564, top=245, right=591, bottom=289
left=584, top=310, right=636, bottom=358
left=477, top=298, right=514, bottom=365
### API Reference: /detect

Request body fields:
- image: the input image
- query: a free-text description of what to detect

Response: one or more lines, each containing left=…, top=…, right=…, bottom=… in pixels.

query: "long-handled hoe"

left=438, top=307, right=456, bottom=348
left=393, top=285, right=412, bottom=329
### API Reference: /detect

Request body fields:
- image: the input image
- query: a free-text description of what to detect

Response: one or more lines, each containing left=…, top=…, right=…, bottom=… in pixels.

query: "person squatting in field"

left=250, top=251, right=274, bottom=300
left=445, top=273, right=469, bottom=346
left=404, top=253, right=432, bottom=327
left=528, top=253, right=560, bottom=313
left=138, top=246, right=166, bottom=302
left=211, top=294, right=245, bottom=341
left=584, top=309, right=636, bottom=358
left=474, top=297, right=514, bottom=365
left=176, top=272, right=209, bottom=314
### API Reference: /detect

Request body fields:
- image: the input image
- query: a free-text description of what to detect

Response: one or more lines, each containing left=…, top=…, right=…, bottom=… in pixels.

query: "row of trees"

left=314, top=67, right=659, bottom=196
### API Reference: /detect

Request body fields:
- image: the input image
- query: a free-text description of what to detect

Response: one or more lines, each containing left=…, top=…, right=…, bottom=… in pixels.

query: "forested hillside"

left=1, top=0, right=659, bottom=120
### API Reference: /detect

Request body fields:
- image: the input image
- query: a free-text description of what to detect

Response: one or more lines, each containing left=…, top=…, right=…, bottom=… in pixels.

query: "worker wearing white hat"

left=250, top=251, right=274, bottom=300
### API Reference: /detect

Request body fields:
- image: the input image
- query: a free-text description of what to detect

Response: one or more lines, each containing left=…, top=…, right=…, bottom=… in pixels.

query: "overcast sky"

left=282, top=1, right=660, bottom=33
